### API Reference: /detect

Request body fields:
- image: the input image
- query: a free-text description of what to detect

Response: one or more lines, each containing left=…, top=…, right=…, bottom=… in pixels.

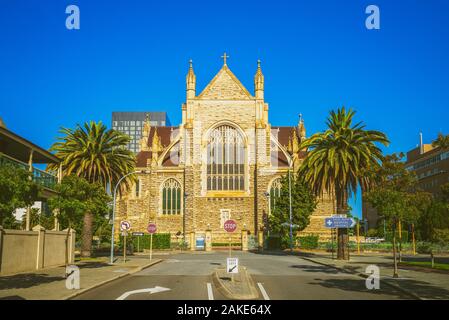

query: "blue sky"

left=1, top=0, right=448, bottom=217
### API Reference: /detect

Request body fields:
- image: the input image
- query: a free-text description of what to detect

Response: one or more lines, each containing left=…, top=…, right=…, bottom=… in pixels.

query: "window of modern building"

left=162, top=178, right=181, bottom=214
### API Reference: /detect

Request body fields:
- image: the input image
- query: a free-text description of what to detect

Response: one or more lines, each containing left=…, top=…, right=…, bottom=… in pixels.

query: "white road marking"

left=116, top=286, right=170, bottom=300
left=257, top=282, right=270, bottom=300
left=207, top=283, right=214, bottom=300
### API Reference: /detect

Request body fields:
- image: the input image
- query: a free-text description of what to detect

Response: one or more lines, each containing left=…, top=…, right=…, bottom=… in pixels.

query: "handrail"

left=0, top=154, right=57, bottom=189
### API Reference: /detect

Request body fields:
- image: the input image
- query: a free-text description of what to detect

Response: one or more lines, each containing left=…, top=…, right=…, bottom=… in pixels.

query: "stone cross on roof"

left=221, top=52, right=229, bottom=65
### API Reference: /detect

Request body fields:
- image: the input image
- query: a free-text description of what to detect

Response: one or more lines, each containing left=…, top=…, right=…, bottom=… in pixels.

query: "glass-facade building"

left=112, top=112, right=170, bottom=153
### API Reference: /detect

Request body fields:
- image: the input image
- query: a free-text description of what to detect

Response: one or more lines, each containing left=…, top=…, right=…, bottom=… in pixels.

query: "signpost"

left=224, top=219, right=237, bottom=281
left=147, top=223, right=157, bottom=261
left=324, top=216, right=356, bottom=229
left=120, top=221, right=131, bottom=262
left=224, top=219, right=237, bottom=257
left=132, top=232, right=144, bottom=252
left=324, top=216, right=355, bottom=260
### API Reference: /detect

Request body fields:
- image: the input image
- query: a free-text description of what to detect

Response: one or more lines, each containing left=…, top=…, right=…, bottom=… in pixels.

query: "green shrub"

left=298, top=235, right=319, bottom=249
left=122, top=233, right=171, bottom=250
left=366, top=228, right=379, bottom=237
left=432, top=229, right=449, bottom=244
left=266, top=235, right=281, bottom=250
left=384, top=231, right=410, bottom=242
left=212, top=242, right=242, bottom=247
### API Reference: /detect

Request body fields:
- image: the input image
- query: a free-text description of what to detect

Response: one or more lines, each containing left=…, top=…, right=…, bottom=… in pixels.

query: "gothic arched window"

left=207, top=125, right=245, bottom=191
left=162, top=179, right=181, bottom=214
left=269, top=178, right=282, bottom=214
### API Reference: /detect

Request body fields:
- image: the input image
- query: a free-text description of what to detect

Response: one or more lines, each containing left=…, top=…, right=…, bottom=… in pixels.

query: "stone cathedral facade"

left=115, top=56, right=334, bottom=248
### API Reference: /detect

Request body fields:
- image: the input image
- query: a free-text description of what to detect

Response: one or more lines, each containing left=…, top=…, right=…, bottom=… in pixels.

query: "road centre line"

left=207, top=283, right=214, bottom=300
left=257, top=282, right=270, bottom=300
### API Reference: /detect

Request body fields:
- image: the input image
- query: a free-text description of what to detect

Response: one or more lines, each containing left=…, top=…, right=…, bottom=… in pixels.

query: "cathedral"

left=115, top=55, right=334, bottom=249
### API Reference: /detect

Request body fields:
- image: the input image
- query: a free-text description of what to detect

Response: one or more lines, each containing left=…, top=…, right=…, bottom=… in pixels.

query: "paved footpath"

left=0, top=255, right=163, bottom=300
left=299, top=251, right=449, bottom=300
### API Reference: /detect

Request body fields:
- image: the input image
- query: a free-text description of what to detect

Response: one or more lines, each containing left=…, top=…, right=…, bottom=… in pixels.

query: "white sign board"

left=227, top=257, right=239, bottom=274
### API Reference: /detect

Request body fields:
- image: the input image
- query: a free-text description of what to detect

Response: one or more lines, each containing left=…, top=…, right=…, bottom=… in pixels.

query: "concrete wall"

left=0, top=225, right=76, bottom=276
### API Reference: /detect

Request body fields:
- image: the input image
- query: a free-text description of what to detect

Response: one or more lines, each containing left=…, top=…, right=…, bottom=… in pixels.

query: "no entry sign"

left=224, top=220, right=237, bottom=233
left=120, top=220, right=131, bottom=231
left=147, top=223, right=157, bottom=234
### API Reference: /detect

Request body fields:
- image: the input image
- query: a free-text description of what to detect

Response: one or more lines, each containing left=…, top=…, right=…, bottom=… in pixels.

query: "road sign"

left=120, top=220, right=131, bottom=231
left=227, top=257, right=239, bottom=274
left=224, top=220, right=237, bottom=233
left=147, top=223, right=157, bottom=234
left=132, top=232, right=144, bottom=236
left=324, top=216, right=356, bottom=229
left=121, top=231, right=128, bottom=237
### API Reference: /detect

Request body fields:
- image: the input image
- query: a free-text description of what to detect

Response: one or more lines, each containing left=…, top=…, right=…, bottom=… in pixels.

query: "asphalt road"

left=73, top=251, right=412, bottom=300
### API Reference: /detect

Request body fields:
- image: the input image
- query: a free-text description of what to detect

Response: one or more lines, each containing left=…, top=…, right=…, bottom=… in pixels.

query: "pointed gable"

left=198, top=65, right=253, bottom=100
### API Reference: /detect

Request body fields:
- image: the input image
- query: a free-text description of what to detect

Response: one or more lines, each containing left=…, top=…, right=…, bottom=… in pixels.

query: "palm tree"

left=299, top=107, right=389, bottom=259
left=432, top=133, right=449, bottom=149
left=49, top=121, right=135, bottom=257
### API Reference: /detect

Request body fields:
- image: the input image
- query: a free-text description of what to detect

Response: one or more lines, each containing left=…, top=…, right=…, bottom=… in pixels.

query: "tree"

left=365, top=153, right=432, bottom=276
left=299, top=107, right=389, bottom=259
left=418, top=183, right=449, bottom=241
left=48, top=175, right=110, bottom=259
left=48, top=121, right=135, bottom=256
left=269, top=175, right=317, bottom=249
left=0, top=164, right=40, bottom=228
left=431, top=133, right=449, bottom=149
left=21, top=207, right=54, bottom=230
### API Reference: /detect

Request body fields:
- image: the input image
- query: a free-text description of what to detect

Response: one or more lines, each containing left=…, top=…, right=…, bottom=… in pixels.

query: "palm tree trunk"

left=81, top=211, right=94, bottom=257
left=336, top=184, right=349, bottom=260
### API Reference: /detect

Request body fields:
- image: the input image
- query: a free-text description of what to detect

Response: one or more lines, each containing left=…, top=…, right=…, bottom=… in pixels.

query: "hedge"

left=266, top=236, right=281, bottom=250
left=212, top=242, right=242, bottom=247
left=298, top=235, right=319, bottom=249
left=120, top=233, right=171, bottom=251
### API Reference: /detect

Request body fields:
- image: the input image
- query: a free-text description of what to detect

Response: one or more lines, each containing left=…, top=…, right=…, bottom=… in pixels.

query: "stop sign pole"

left=224, top=220, right=237, bottom=258
left=224, top=220, right=237, bottom=283
left=147, top=223, right=157, bottom=261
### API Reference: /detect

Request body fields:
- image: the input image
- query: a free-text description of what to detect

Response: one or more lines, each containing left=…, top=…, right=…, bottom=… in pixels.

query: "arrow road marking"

left=257, top=283, right=270, bottom=300
left=207, top=283, right=214, bottom=300
left=116, top=286, right=171, bottom=300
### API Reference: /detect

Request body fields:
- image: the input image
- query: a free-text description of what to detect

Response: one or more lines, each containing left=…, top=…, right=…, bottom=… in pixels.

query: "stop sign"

left=224, top=220, right=237, bottom=233
left=147, top=223, right=157, bottom=234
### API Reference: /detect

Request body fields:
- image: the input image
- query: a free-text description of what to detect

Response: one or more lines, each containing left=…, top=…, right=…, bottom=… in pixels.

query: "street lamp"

left=110, top=170, right=147, bottom=264
left=288, top=166, right=293, bottom=252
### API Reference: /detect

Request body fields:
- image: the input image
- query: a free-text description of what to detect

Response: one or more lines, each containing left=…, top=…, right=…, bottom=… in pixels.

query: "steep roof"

left=136, top=126, right=179, bottom=167
left=197, top=65, right=253, bottom=100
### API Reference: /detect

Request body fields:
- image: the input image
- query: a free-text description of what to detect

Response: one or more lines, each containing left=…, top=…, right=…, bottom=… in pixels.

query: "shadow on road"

left=289, top=264, right=343, bottom=274
left=309, top=277, right=412, bottom=299
left=309, top=276, right=449, bottom=300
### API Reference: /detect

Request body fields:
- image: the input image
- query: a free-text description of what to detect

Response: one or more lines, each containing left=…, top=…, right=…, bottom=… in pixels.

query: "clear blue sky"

left=1, top=0, right=448, bottom=217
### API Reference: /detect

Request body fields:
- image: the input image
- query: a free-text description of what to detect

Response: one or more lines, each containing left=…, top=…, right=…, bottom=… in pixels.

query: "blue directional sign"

left=324, top=216, right=356, bottom=229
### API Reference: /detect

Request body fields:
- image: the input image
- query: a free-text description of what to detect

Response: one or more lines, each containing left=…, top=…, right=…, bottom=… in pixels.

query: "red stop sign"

left=224, top=220, right=237, bottom=233
left=147, top=223, right=157, bottom=234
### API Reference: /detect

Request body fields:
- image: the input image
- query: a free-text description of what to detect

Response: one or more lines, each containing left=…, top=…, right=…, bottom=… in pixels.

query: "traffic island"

left=213, top=266, right=259, bottom=300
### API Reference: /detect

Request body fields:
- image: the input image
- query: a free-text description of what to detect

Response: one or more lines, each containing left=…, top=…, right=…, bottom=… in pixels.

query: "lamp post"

left=110, top=170, right=147, bottom=264
left=288, top=168, right=293, bottom=252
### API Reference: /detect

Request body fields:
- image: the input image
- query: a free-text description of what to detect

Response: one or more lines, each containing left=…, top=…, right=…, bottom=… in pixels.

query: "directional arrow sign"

left=116, top=286, right=171, bottom=300
left=324, top=217, right=356, bottom=229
